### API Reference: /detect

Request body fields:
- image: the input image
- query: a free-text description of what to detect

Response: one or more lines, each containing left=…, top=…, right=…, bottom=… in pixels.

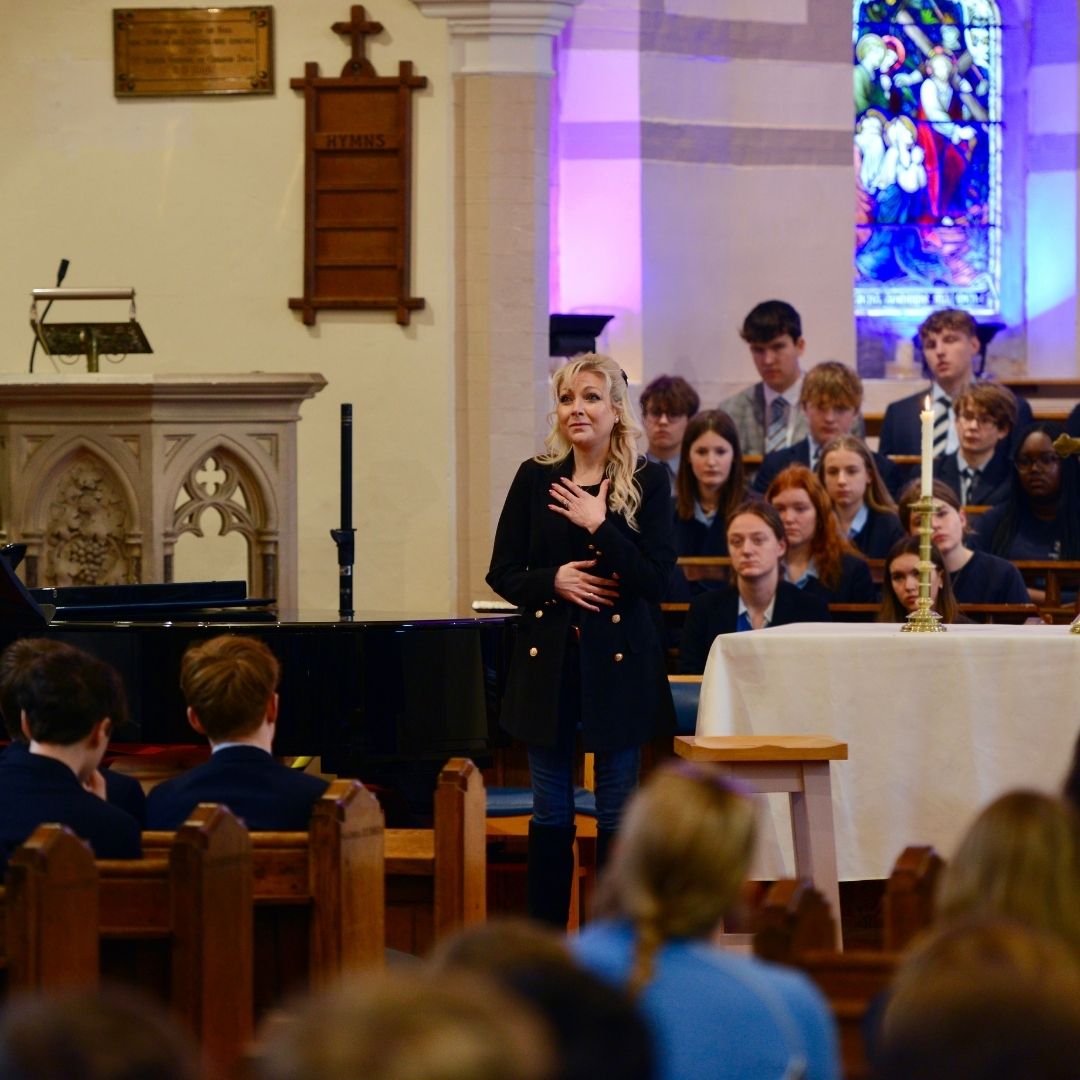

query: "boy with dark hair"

left=0, top=644, right=141, bottom=867
left=0, top=638, right=146, bottom=823
left=639, top=374, right=700, bottom=493
left=146, top=634, right=329, bottom=830
left=937, top=381, right=1019, bottom=506
left=719, top=300, right=809, bottom=454
left=879, top=308, right=1032, bottom=457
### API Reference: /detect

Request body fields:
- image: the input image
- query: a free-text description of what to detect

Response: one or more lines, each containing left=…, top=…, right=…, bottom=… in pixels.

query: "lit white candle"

left=920, top=394, right=934, bottom=498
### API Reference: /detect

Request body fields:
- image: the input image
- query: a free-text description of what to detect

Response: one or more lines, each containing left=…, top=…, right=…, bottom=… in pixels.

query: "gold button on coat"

left=529, top=647, right=539, bottom=657
left=611, top=614, right=621, bottom=624
left=613, top=652, right=624, bottom=662
left=535, top=610, right=543, bottom=618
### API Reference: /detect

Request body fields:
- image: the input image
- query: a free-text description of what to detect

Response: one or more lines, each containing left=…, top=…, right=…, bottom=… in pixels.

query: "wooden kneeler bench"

left=384, top=758, right=486, bottom=955
left=675, top=735, right=847, bottom=947
left=143, top=779, right=386, bottom=1016
left=98, top=804, right=252, bottom=1078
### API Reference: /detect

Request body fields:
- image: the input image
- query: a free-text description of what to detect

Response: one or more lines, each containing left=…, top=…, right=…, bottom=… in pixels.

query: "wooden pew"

left=144, top=779, right=385, bottom=1013
left=384, top=757, right=486, bottom=955
left=2, top=824, right=99, bottom=992
left=754, top=879, right=897, bottom=1080
left=883, top=844, right=942, bottom=952
left=97, top=804, right=252, bottom=1078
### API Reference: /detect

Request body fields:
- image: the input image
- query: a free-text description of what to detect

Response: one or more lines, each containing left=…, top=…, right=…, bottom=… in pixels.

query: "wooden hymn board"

left=288, top=5, right=427, bottom=326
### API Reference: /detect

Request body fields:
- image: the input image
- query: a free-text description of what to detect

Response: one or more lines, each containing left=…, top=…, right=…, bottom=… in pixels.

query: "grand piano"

left=0, top=567, right=515, bottom=818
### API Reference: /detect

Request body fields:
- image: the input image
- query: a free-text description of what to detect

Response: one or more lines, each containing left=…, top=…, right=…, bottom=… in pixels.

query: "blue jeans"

left=527, top=633, right=640, bottom=833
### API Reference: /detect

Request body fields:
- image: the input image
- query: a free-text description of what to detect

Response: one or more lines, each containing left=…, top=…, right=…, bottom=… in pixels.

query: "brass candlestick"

left=901, top=495, right=946, bottom=632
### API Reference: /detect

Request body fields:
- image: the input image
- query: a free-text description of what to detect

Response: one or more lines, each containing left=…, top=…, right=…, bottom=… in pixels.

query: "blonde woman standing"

left=487, top=354, right=676, bottom=927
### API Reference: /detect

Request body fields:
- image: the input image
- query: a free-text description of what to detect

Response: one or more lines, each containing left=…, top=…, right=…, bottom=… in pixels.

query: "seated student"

left=678, top=500, right=830, bottom=675
left=0, top=638, right=146, bottom=825
left=667, top=409, right=747, bottom=601
left=896, top=479, right=1029, bottom=606
left=936, top=382, right=1018, bottom=507
left=817, top=435, right=904, bottom=558
left=573, top=762, right=840, bottom=1080
left=876, top=536, right=965, bottom=624
left=879, top=308, right=1033, bottom=458
left=752, top=361, right=897, bottom=494
left=640, top=374, right=700, bottom=495
left=973, top=421, right=1080, bottom=563
left=0, top=645, right=141, bottom=867
left=145, top=635, right=329, bottom=831
left=718, top=300, right=809, bottom=455
left=766, top=465, right=877, bottom=605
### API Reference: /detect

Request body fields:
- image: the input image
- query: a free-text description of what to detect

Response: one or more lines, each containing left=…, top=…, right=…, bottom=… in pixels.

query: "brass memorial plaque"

left=114, top=7, right=273, bottom=97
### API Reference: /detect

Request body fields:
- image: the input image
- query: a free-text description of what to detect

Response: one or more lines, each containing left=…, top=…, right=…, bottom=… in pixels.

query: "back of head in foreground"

left=878, top=919, right=1080, bottom=1080
left=254, top=968, right=554, bottom=1080
left=0, top=984, right=198, bottom=1080
left=596, top=761, right=756, bottom=996
left=431, top=918, right=655, bottom=1080
left=935, top=789, right=1080, bottom=958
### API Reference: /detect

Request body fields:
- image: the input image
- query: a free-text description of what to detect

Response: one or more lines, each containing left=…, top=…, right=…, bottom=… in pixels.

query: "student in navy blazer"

left=667, top=409, right=747, bottom=602
left=146, top=635, right=328, bottom=831
left=0, top=637, right=147, bottom=825
left=818, top=436, right=905, bottom=559
left=0, top=643, right=140, bottom=869
left=766, top=464, right=877, bottom=605
left=678, top=501, right=830, bottom=675
left=879, top=309, right=1032, bottom=459
left=897, top=480, right=1030, bottom=607
left=933, top=381, right=1020, bottom=509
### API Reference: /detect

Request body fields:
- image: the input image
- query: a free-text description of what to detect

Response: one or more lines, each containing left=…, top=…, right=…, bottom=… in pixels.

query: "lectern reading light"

left=29, top=287, right=152, bottom=373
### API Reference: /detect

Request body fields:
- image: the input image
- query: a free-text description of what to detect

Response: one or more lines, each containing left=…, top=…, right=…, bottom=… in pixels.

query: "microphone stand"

left=330, top=403, right=356, bottom=620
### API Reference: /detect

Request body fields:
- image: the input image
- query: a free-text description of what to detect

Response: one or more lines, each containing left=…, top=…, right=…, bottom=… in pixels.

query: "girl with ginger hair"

left=574, top=762, right=840, bottom=1080
left=766, top=465, right=876, bottom=604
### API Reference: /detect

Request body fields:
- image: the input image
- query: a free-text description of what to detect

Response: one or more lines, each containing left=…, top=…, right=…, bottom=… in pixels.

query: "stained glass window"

left=854, top=0, right=1002, bottom=318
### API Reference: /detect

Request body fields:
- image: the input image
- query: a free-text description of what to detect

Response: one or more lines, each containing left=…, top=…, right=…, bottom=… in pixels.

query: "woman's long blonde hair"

left=596, top=762, right=757, bottom=997
left=535, top=354, right=645, bottom=530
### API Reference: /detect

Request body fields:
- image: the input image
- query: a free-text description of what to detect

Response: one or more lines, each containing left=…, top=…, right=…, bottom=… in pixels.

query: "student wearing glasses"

left=639, top=375, right=700, bottom=495
left=972, top=422, right=1080, bottom=602
left=935, top=382, right=1018, bottom=507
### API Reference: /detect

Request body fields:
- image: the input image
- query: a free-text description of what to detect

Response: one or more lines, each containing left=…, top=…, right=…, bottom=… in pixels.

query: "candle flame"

left=924, top=394, right=931, bottom=410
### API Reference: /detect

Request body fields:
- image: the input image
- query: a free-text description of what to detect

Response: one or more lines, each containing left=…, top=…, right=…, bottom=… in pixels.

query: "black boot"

left=527, top=821, right=576, bottom=928
left=596, top=827, right=618, bottom=874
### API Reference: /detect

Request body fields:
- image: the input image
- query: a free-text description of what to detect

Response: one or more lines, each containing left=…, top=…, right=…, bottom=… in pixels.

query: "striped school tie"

left=960, top=466, right=979, bottom=505
left=933, top=397, right=951, bottom=457
left=766, top=396, right=789, bottom=454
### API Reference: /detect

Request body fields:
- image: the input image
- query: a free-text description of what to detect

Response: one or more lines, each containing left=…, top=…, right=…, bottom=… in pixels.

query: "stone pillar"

left=413, top=0, right=580, bottom=609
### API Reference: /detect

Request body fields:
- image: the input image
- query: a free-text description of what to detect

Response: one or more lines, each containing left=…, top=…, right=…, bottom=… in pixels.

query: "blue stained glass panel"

left=854, top=0, right=1002, bottom=317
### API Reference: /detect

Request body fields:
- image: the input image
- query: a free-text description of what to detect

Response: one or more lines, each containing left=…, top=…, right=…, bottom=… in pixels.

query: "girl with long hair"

left=487, top=354, right=676, bottom=928
left=817, top=435, right=904, bottom=558
left=667, top=409, right=747, bottom=601
left=766, top=465, right=876, bottom=603
left=876, top=535, right=963, bottom=624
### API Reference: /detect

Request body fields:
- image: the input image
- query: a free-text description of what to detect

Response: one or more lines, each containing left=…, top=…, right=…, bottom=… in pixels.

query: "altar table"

left=696, top=623, right=1080, bottom=880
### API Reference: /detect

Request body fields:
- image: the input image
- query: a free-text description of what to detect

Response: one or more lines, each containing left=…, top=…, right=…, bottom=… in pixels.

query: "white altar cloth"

left=696, top=623, right=1080, bottom=879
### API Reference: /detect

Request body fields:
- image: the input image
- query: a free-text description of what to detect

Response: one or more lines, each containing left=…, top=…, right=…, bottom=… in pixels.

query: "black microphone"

left=29, top=258, right=70, bottom=373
